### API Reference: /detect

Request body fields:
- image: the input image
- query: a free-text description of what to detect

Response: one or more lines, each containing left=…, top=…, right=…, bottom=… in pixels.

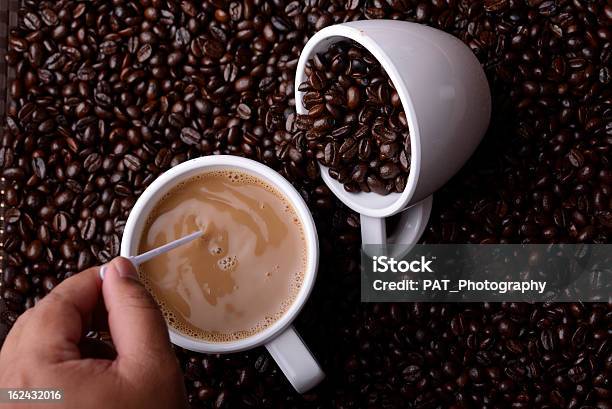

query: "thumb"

left=101, top=257, right=174, bottom=371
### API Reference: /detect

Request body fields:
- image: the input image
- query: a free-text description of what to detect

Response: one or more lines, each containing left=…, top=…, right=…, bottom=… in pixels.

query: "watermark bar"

left=361, top=244, right=612, bottom=302
left=0, top=389, right=64, bottom=403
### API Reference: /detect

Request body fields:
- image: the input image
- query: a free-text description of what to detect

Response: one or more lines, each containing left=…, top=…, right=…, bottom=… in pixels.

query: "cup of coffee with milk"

left=122, top=155, right=323, bottom=393
left=121, top=21, right=490, bottom=393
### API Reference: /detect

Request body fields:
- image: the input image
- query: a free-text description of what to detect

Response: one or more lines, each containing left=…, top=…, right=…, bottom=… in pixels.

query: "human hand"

left=0, top=257, right=187, bottom=409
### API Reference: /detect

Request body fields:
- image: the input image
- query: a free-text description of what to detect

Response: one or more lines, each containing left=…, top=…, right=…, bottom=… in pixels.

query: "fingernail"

left=115, top=259, right=139, bottom=280
left=99, top=265, right=107, bottom=280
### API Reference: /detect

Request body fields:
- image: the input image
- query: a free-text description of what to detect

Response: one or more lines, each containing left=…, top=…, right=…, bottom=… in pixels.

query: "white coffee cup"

left=120, top=155, right=324, bottom=393
left=295, top=21, right=491, bottom=246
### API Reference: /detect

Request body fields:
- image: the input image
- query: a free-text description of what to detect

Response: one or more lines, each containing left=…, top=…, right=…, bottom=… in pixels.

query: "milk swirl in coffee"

left=138, top=169, right=307, bottom=342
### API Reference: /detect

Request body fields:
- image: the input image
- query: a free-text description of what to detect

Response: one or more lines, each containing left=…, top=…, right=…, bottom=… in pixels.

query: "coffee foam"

left=147, top=170, right=304, bottom=225
left=138, top=168, right=307, bottom=343
left=144, top=279, right=300, bottom=342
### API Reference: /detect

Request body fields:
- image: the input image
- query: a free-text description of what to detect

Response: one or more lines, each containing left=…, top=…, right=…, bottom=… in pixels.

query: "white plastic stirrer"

left=99, top=230, right=203, bottom=280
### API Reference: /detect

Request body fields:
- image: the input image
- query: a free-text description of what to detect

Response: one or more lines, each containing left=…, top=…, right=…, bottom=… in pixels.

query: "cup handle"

left=360, top=196, right=434, bottom=245
left=360, top=214, right=387, bottom=244
left=265, top=325, right=325, bottom=393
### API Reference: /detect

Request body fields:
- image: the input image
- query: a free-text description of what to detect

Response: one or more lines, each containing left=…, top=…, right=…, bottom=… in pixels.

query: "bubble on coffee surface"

left=138, top=169, right=308, bottom=343
left=217, top=255, right=237, bottom=271
left=209, top=246, right=223, bottom=255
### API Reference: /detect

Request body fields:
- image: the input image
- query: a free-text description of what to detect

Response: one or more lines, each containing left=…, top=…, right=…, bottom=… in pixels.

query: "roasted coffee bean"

left=80, top=218, right=96, bottom=241
left=237, top=104, right=252, bottom=119
left=4, top=208, right=21, bottom=224
left=42, top=276, right=57, bottom=293
left=540, top=328, right=555, bottom=351
left=379, top=162, right=400, bottom=180
left=203, top=39, right=225, bottom=59
left=100, top=41, right=118, bottom=56
left=137, top=44, right=153, bottom=63
left=367, top=174, right=387, bottom=195
left=123, top=154, right=141, bottom=172
left=197, top=386, right=215, bottom=401
left=25, top=240, right=43, bottom=260
left=84, top=153, right=102, bottom=173
left=180, top=127, right=201, bottom=146
left=23, top=12, right=41, bottom=31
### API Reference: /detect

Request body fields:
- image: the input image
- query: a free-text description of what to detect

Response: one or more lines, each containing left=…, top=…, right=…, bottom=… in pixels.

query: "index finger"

left=22, top=267, right=102, bottom=363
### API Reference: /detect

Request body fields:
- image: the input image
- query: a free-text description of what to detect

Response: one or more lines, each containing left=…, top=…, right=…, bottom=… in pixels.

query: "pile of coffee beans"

left=1, top=1, right=611, bottom=408
left=296, top=40, right=411, bottom=195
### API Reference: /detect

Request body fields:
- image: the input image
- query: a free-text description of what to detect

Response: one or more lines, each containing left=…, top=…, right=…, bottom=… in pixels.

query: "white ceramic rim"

left=120, top=155, right=320, bottom=353
left=295, top=23, right=422, bottom=218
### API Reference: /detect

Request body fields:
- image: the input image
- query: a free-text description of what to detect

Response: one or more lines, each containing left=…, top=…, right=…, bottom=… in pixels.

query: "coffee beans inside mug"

left=296, top=40, right=411, bottom=195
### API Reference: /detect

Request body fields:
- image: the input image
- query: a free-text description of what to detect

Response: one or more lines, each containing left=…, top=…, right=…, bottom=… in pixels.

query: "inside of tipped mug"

left=295, top=28, right=421, bottom=217
left=120, top=156, right=318, bottom=353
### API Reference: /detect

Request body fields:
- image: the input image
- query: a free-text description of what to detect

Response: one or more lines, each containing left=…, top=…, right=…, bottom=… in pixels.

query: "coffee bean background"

left=1, top=1, right=611, bottom=408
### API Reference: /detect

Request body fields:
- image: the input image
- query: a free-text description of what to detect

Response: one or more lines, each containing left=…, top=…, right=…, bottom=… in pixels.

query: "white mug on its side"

left=296, top=20, right=492, bottom=247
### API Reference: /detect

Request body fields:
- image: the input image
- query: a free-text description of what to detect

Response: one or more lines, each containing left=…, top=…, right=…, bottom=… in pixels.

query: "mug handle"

left=265, top=325, right=325, bottom=393
left=360, top=196, right=433, bottom=245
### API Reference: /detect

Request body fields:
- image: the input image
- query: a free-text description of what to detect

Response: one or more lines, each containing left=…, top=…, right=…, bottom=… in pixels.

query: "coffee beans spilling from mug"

left=2, top=0, right=611, bottom=408
left=296, top=40, right=411, bottom=195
